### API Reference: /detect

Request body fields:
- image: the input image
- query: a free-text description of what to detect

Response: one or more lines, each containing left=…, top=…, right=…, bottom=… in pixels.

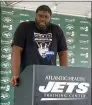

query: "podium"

left=14, top=65, right=91, bottom=105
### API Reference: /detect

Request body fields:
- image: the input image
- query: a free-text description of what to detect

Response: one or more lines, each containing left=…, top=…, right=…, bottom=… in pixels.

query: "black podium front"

left=14, top=65, right=91, bottom=105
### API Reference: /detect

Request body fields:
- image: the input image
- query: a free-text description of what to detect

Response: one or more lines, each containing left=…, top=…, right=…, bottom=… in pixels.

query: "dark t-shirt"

left=12, top=21, right=67, bottom=71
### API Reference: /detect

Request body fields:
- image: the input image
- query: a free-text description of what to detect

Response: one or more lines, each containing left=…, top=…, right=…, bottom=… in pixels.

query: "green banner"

left=0, top=7, right=91, bottom=105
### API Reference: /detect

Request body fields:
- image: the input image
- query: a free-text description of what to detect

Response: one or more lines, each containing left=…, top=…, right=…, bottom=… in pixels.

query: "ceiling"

left=1, top=0, right=91, bottom=18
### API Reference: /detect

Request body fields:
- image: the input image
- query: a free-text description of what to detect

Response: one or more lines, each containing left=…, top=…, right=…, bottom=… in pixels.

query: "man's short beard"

left=35, top=18, right=50, bottom=30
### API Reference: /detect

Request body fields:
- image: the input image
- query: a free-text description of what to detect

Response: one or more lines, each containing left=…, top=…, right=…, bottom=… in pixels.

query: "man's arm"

left=58, top=50, right=68, bottom=66
left=11, top=45, right=23, bottom=76
left=10, top=22, right=28, bottom=87
left=56, top=25, right=68, bottom=66
left=11, top=45, right=23, bottom=87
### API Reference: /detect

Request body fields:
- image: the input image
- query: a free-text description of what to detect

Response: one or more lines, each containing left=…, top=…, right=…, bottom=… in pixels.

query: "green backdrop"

left=0, top=7, right=91, bottom=105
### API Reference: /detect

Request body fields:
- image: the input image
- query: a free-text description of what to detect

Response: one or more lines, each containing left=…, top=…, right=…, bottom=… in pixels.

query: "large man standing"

left=11, top=5, right=68, bottom=87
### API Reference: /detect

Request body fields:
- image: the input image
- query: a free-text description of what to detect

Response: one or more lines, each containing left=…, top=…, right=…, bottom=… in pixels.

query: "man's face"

left=35, top=11, right=51, bottom=30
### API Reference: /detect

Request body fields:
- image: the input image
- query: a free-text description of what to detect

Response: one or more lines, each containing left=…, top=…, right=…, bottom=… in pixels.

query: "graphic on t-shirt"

left=34, top=32, right=52, bottom=58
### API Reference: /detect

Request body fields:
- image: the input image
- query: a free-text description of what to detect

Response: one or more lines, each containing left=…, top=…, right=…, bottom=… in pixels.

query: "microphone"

left=44, top=51, right=54, bottom=64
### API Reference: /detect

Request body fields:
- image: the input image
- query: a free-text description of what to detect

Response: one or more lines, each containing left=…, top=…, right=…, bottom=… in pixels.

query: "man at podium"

left=10, top=5, right=68, bottom=87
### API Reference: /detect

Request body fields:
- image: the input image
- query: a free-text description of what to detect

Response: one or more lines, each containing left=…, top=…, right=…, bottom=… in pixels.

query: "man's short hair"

left=36, top=5, right=52, bottom=15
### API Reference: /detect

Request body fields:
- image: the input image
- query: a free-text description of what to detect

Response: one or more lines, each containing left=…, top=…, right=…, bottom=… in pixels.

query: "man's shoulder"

left=50, top=23, right=60, bottom=30
left=20, top=21, right=35, bottom=25
left=51, top=23, right=63, bottom=31
left=18, top=21, right=35, bottom=30
left=50, top=23, right=58, bottom=27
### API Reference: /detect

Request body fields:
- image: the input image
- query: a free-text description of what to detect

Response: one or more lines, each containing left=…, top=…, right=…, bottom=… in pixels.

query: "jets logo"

left=2, top=31, right=12, bottom=38
left=2, top=17, right=13, bottom=23
left=65, top=24, right=74, bottom=30
left=1, top=77, right=10, bottom=84
left=66, top=38, right=74, bottom=44
left=0, top=92, right=10, bottom=100
left=1, top=46, right=11, bottom=53
left=1, top=61, right=11, bottom=68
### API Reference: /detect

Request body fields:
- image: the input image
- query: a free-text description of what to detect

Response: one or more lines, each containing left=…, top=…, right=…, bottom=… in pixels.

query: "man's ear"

left=50, top=17, right=52, bottom=22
